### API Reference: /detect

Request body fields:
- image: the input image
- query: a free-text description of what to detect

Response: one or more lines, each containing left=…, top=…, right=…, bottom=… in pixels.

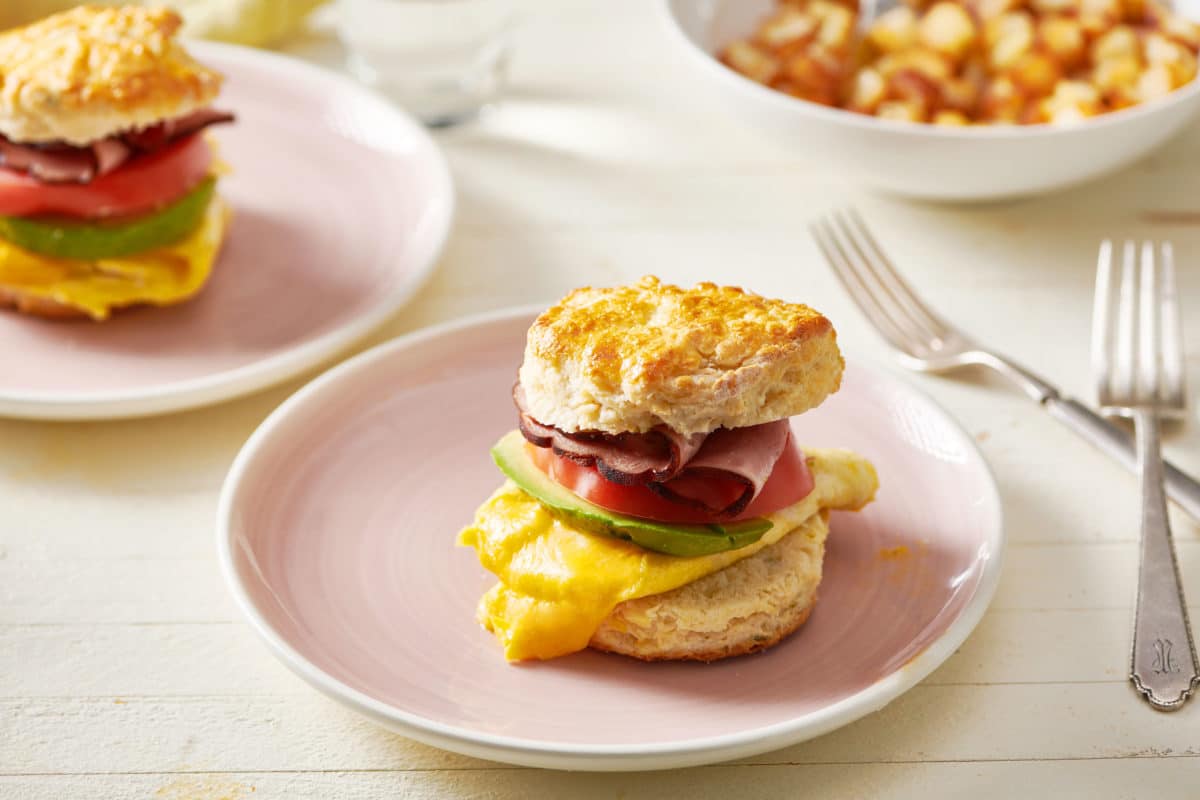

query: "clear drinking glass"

left=338, top=0, right=514, bottom=127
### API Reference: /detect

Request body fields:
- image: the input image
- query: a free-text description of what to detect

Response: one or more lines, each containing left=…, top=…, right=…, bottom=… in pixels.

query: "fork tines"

left=1092, top=240, right=1187, bottom=418
left=809, top=210, right=950, bottom=360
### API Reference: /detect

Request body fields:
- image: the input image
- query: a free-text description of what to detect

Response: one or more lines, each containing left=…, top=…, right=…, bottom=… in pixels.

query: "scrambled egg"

left=0, top=196, right=229, bottom=320
left=458, top=448, right=878, bottom=661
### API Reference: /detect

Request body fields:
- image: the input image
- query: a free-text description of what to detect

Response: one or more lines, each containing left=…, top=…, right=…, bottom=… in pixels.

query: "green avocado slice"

left=0, top=178, right=216, bottom=260
left=491, top=430, right=772, bottom=557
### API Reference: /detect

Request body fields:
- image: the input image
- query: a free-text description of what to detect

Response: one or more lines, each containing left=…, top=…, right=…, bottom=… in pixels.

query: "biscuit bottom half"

left=589, top=511, right=828, bottom=662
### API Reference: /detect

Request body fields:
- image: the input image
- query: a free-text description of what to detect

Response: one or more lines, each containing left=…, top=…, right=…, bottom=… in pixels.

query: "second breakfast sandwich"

left=0, top=5, right=234, bottom=320
left=459, top=277, right=878, bottom=662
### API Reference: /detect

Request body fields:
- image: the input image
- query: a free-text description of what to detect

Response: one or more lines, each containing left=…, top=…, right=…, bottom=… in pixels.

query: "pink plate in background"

left=0, top=42, right=453, bottom=420
left=218, top=308, right=1004, bottom=771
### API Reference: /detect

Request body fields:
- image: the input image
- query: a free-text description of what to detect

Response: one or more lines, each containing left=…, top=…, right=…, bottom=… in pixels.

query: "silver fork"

left=1094, top=240, right=1198, bottom=711
left=809, top=210, right=1200, bottom=526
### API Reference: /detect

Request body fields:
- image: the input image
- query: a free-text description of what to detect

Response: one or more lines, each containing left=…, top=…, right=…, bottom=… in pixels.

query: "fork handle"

left=1129, top=409, right=1199, bottom=710
left=1044, top=396, right=1200, bottom=524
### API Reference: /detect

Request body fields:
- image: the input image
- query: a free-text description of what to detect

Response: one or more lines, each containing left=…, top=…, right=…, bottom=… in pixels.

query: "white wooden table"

left=5, top=1, right=1200, bottom=796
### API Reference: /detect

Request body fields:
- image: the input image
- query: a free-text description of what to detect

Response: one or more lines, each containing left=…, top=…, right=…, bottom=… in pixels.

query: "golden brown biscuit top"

left=0, top=5, right=223, bottom=145
left=529, top=276, right=831, bottom=384
left=519, top=276, right=843, bottom=435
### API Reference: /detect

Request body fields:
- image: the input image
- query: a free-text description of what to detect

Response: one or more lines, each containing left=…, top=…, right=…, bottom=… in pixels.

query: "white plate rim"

left=0, top=41, right=454, bottom=421
left=216, top=305, right=1006, bottom=771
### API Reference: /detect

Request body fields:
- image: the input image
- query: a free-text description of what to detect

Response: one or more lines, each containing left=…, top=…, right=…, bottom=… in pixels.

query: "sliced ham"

left=92, top=139, right=133, bottom=176
left=0, top=139, right=97, bottom=183
left=122, top=109, right=237, bottom=152
left=514, top=384, right=705, bottom=484
left=513, top=383, right=793, bottom=517
left=650, top=421, right=791, bottom=516
left=0, top=109, right=234, bottom=185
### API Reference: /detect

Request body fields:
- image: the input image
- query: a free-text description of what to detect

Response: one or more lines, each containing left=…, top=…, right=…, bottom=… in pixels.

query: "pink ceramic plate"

left=218, top=308, right=1004, bottom=771
left=0, top=43, right=453, bottom=420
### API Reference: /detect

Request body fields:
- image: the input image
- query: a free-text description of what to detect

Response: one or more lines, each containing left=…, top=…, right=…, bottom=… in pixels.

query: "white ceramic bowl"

left=660, top=0, right=1200, bottom=201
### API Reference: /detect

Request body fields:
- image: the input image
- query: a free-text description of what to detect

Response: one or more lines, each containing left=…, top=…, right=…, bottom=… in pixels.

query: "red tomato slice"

left=0, top=134, right=213, bottom=219
left=527, top=435, right=814, bottom=525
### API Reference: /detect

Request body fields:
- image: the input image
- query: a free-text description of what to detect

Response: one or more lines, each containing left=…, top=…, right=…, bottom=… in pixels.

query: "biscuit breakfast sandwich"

left=459, top=277, right=878, bottom=662
left=0, top=5, right=234, bottom=320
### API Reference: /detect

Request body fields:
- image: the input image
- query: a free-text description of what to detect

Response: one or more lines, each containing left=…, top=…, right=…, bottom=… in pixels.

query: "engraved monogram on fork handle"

left=1128, top=407, right=1199, bottom=710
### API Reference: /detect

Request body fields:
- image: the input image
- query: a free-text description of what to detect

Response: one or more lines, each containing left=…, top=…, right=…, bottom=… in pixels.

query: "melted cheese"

left=0, top=195, right=230, bottom=320
left=458, top=447, right=878, bottom=661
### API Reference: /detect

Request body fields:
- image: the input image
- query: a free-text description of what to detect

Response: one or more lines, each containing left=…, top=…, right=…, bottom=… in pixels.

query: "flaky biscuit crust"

left=0, top=5, right=223, bottom=145
left=518, top=276, right=844, bottom=435
left=589, top=512, right=828, bottom=662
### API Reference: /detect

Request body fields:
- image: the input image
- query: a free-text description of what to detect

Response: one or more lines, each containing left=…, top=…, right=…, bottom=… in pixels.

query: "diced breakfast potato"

left=1137, top=63, right=1176, bottom=99
left=760, top=7, right=819, bottom=47
left=877, top=99, right=927, bottom=121
left=1143, top=31, right=1197, bottom=82
left=1160, top=14, right=1200, bottom=49
left=877, top=47, right=954, bottom=80
left=1174, top=55, right=1198, bottom=84
left=817, top=3, right=855, bottom=48
left=1040, top=79, right=1102, bottom=122
left=1039, top=16, right=1086, bottom=66
left=1094, top=55, right=1143, bottom=93
left=850, top=67, right=888, bottom=110
left=1091, top=25, right=1140, bottom=62
left=1094, top=56, right=1143, bottom=106
left=889, top=68, right=942, bottom=114
left=918, top=2, right=978, bottom=59
left=724, top=40, right=780, bottom=84
left=980, top=74, right=1027, bottom=121
left=869, top=6, right=920, bottom=52
left=1080, top=0, right=1121, bottom=25
left=1031, top=0, right=1074, bottom=11
left=1080, top=0, right=1123, bottom=16
left=987, top=12, right=1036, bottom=69
left=719, top=0, right=1200, bottom=126
left=933, top=109, right=971, bottom=124
left=784, top=52, right=832, bottom=90
left=971, top=0, right=1023, bottom=20
left=1119, top=0, right=1147, bottom=22
left=1010, top=51, right=1061, bottom=94
left=941, top=76, right=981, bottom=110
left=807, top=0, right=848, bottom=23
